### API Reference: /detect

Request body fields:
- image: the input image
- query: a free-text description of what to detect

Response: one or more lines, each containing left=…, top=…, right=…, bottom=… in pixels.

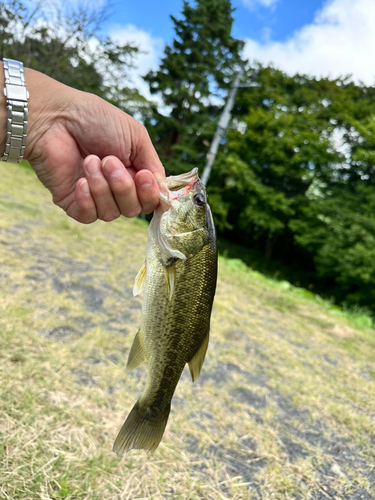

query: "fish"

left=113, top=167, right=217, bottom=455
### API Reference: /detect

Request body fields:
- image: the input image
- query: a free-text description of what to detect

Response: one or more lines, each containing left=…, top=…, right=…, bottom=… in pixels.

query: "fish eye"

left=194, top=193, right=206, bottom=207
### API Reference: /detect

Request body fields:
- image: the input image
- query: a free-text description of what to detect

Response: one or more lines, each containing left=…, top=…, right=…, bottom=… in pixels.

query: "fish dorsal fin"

left=133, top=262, right=146, bottom=297
left=188, top=331, right=209, bottom=382
left=126, top=329, right=147, bottom=371
left=163, top=261, right=176, bottom=301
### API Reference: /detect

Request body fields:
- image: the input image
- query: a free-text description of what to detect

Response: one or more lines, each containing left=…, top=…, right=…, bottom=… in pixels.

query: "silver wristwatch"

left=1, top=58, right=29, bottom=163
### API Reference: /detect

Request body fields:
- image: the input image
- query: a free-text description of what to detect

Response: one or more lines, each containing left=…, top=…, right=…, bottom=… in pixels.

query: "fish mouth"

left=157, top=168, right=201, bottom=209
left=157, top=168, right=198, bottom=190
left=166, top=168, right=199, bottom=191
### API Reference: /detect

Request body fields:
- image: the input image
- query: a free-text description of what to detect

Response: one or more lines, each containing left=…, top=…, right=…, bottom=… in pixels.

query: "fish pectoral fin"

left=126, top=329, right=147, bottom=371
left=163, top=262, right=176, bottom=301
left=133, top=262, right=146, bottom=297
left=188, top=331, right=209, bottom=382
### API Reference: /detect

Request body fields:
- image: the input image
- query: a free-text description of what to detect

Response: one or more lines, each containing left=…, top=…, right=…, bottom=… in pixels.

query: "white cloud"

left=243, top=0, right=375, bottom=84
left=108, top=24, right=164, bottom=102
left=242, top=0, right=279, bottom=9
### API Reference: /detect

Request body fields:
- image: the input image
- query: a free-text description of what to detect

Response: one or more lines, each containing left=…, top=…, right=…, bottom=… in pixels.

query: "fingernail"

left=85, top=157, right=100, bottom=177
left=138, top=172, right=153, bottom=188
left=140, top=180, right=153, bottom=188
left=102, top=158, right=122, bottom=178
left=80, top=179, right=90, bottom=195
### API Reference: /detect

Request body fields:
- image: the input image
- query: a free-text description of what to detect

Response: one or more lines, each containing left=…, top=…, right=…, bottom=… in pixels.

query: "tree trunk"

left=265, top=233, right=278, bottom=260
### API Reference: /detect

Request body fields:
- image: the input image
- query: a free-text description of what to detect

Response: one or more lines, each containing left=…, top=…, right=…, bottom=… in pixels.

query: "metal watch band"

left=1, top=58, right=29, bottom=163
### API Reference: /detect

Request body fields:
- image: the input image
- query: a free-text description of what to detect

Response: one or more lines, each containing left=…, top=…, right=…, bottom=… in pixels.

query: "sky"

left=104, top=0, right=375, bottom=97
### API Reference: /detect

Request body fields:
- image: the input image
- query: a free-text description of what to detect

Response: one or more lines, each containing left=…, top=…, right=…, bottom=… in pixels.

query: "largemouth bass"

left=113, top=168, right=217, bottom=454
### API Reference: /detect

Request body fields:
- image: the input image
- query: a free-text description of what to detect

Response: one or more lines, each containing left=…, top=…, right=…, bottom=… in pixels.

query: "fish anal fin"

left=163, top=261, right=176, bottom=301
left=126, top=329, right=147, bottom=371
left=133, top=262, right=146, bottom=297
left=188, top=331, right=209, bottom=382
left=113, top=400, right=170, bottom=455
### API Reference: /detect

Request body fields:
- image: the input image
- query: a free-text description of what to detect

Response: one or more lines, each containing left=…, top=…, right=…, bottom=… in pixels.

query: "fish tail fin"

left=113, top=401, right=170, bottom=455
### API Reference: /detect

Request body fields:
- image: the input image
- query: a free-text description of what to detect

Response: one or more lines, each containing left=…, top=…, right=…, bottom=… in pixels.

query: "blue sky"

left=21, top=0, right=375, bottom=87
left=104, top=0, right=375, bottom=93
left=111, top=0, right=325, bottom=46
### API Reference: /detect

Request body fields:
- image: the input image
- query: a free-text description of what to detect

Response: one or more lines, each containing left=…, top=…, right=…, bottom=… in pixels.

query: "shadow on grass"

left=218, top=236, right=316, bottom=288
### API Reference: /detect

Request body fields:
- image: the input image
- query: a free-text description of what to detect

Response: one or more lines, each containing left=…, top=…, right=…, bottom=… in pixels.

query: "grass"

left=0, top=163, right=374, bottom=499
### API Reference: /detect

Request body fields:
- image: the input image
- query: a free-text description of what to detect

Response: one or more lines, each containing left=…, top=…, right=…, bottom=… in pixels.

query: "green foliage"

left=206, top=64, right=375, bottom=312
left=290, top=187, right=375, bottom=308
left=211, top=67, right=341, bottom=251
left=144, top=0, right=244, bottom=174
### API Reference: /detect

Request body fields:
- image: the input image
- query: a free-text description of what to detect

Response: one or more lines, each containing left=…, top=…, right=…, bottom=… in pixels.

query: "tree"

left=211, top=66, right=341, bottom=257
left=0, top=0, right=149, bottom=115
left=289, top=117, right=375, bottom=310
left=144, top=0, right=244, bottom=175
left=211, top=63, right=375, bottom=311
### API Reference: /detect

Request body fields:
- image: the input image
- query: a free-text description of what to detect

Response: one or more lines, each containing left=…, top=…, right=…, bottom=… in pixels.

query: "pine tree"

left=144, top=0, right=244, bottom=175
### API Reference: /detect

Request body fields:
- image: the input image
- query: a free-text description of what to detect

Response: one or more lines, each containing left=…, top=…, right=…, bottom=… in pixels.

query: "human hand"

left=5, top=67, right=165, bottom=223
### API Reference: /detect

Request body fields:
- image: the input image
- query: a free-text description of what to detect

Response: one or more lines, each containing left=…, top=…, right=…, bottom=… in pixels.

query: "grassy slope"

left=0, top=163, right=374, bottom=500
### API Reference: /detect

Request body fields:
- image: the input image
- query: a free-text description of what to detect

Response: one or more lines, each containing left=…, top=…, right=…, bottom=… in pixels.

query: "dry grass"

left=0, top=163, right=374, bottom=499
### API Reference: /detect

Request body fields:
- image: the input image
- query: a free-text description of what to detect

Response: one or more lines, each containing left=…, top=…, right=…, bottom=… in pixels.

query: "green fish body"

left=113, top=168, right=217, bottom=454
